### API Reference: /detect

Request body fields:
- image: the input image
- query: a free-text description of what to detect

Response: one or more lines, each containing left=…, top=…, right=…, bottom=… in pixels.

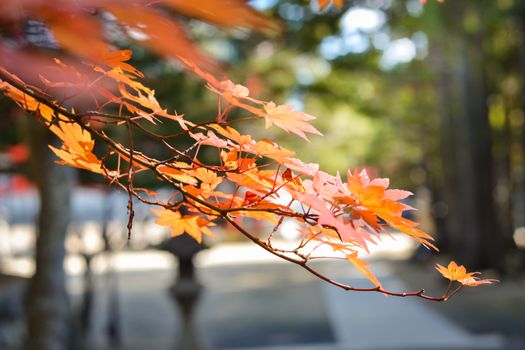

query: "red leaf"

left=242, top=191, right=260, bottom=206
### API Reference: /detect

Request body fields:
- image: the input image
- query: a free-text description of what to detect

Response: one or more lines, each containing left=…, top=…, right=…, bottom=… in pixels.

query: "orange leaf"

left=163, top=0, right=280, bottom=32
left=40, top=8, right=110, bottom=63
left=263, top=102, right=322, bottom=141
left=282, top=168, right=304, bottom=192
left=317, top=0, right=344, bottom=10
left=153, top=209, right=214, bottom=243
left=227, top=169, right=277, bottom=194
left=347, top=253, right=382, bottom=288
left=211, top=124, right=253, bottom=146
left=0, top=79, right=55, bottom=121
left=341, top=169, right=436, bottom=249
left=435, top=261, right=497, bottom=287
left=48, top=120, right=105, bottom=174
left=106, top=5, right=212, bottom=68
left=193, top=167, right=223, bottom=196
left=249, top=139, right=295, bottom=163
left=157, top=165, right=198, bottom=185
left=102, top=50, right=143, bottom=77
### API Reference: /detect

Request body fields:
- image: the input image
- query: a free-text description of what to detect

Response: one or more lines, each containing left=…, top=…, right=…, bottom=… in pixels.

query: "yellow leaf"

left=48, top=120, right=104, bottom=174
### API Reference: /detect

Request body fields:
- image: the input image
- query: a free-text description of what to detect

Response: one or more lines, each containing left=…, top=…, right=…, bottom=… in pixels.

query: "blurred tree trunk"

left=456, top=29, right=503, bottom=269
left=518, top=0, right=525, bottom=269
left=430, top=37, right=463, bottom=253
left=25, top=121, right=75, bottom=350
left=432, top=1, right=507, bottom=270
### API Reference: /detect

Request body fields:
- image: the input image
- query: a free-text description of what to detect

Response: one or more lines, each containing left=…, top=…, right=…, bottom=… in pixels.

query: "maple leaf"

left=37, top=7, right=109, bottom=64
left=317, top=0, right=344, bottom=10
left=163, top=0, right=280, bottom=33
left=293, top=191, right=372, bottom=249
left=249, top=139, right=295, bottom=163
left=219, top=148, right=257, bottom=172
left=263, top=102, right=323, bottom=141
left=221, top=149, right=240, bottom=171
left=347, top=253, right=382, bottom=288
left=338, top=169, right=436, bottom=249
left=0, top=79, right=56, bottom=122
left=435, top=261, right=497, bottom=287
left=285, top=157, right=320, bottom=177
left=242, top=191, right=260, bottom=206
left=102, top=50, right=143, bottom=76
left=118, top=84, right=180, bottom=121
left=191, top=130, right=230, bottom=149
left=222, top=195, right=280, bottom=224
left=218, top=80, right=250, bottom=99
left=227, top=169, right=277, bottom=194
left=193, top=167, right=223, bottom=196
left=105, top=4, right=212, bottom=69
left=210, top=124, right=253, bottom=146
left=157, top=165, right=198, bottom=185
left=153, top=209, right=214, bottom=243
left=281, top=168, right=304, bottom=192
left=48, top=120, right=105, bottom=174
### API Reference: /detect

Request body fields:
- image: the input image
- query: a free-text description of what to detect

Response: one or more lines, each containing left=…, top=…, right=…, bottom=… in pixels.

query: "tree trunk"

left=25, top=121, right=75, bottom=350
left=453, top=5, right=504, bottom=269
left=430, top=37, right=463, bottom=253
left=432, top=1, right=507, bottom=270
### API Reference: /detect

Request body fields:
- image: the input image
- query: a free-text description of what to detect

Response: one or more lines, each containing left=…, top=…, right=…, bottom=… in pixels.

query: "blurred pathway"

left=65, top=243, right=506, bottom=350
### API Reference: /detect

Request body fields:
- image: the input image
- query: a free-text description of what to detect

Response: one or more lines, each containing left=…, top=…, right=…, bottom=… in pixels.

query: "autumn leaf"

left=347, top=253, right=382, bottom=288
left=193, top=167, right=223, bottom=196
left=0, top=79, right=55, bottom=122
left=181, top=61, right=324, bottom=141
left=242, top=191, right=260, bottom=206
left=317, top=0, right=344, bottom=11
left=219, top=148, right=257, bottom=173
left=157, top=165, right=198, bottom=185
left=118, top=84, right=181, bottom=121
left=210, top=124, right=253, bottom=146
left=249, top=139, right=295, bottom=163
left=282, top=168, right=305, bottom=192
left=219, top=80, right=250, bottom=98
left=102, top=50, right=143, bottom=76
left=223, top=195, right=279, bottom=224
left=227, top=169, right=277, bottom=194
left=191, top=130, right=230, bottom=149
left=153, top=209, right=214, bottom=243
left=338, top=169, right=436, bottom=249
left=40, top=8, right=109, bottom=63
left=221, top=149, right=240, bottom=170
left=48, top=120, right=105, bottom=174
left=285, top=157, right=320, bottom=177
left=163, top=0, right=280, bottom=33
left=105, top=4, right=212, bottom=69
left=293, top=191, right=371, bottom=249
left=435, top=261, right=497, bottom=287
left=263, top=102, right=322, bottom=141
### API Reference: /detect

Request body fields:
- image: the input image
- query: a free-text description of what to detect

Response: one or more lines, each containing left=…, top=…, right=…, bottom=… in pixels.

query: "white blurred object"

left=513, top=226, right=525, bottom=248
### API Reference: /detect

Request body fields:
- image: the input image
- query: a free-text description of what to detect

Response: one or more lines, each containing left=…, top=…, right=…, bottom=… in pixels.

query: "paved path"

left=65, top=244, right=505, bottom=350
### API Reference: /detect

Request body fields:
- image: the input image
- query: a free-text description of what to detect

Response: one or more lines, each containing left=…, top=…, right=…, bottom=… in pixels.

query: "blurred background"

left=1, top=0, right=525, bottom=349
